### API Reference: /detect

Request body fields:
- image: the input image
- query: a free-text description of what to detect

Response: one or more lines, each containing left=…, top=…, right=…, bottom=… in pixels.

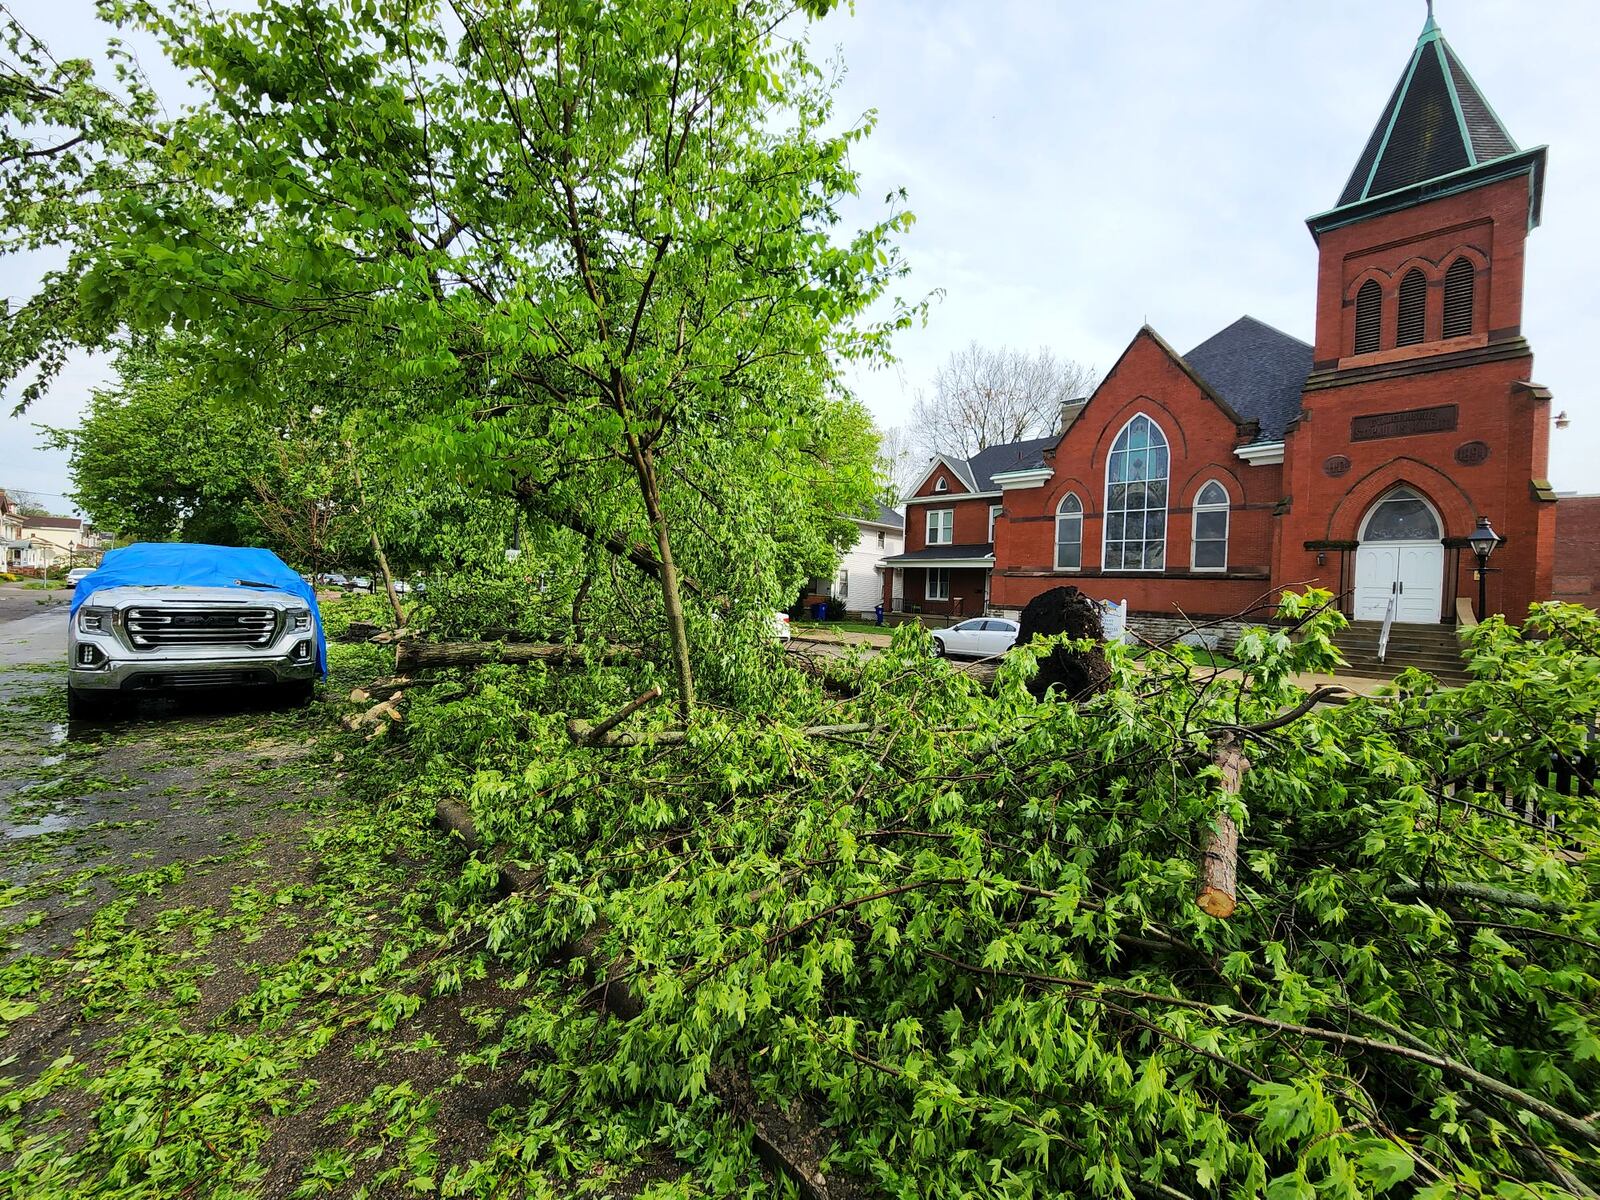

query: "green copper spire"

left=1331, top=13, right=1520, bottom=210
left=1420, top=3, right=1440, bottom=42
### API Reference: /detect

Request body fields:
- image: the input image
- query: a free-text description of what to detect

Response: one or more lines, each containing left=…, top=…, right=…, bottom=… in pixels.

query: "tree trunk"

left=625, top=434, right=695, bottom=715
left=396, top=639, right=636, bottom=672
left=370, top=527, right=405, bottom=628
left=1197, top=738, right=1248, bottom=918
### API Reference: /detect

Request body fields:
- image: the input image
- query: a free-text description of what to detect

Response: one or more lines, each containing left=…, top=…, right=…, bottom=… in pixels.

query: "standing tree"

left=875, top=423, right=926, bottom=502
left=911, top=342, right=1098, bottom=460
left=0, top=1, right=916, bottom=715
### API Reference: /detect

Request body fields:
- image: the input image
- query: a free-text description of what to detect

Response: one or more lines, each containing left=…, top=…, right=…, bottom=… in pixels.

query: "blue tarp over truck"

left=73, top=543, right=328, bottom=675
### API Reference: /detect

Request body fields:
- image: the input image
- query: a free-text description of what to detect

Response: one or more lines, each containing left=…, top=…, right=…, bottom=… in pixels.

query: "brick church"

left=883, top=11, right=1559, bottom=635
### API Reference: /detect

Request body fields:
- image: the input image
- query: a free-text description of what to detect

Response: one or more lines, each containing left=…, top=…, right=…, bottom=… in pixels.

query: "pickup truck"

left=67, top=543, right=325, bottom=719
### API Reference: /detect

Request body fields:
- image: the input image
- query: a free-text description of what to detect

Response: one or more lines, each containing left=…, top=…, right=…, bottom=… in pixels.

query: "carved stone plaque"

left=1323, top=454, right=1351, bottom=477
left=1350, top=404, right=1458, bottom=442
left=1454, top=440, right=1491, bottom=466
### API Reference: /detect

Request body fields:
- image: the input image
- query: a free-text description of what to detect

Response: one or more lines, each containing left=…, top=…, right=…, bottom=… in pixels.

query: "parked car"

left=321, top=573, right=350, bottom=589
left=931, top=617, right=1020, bottom=659
left=66, top=566, right=95, bottom=587
left=67, top=543, right=324, bottom=719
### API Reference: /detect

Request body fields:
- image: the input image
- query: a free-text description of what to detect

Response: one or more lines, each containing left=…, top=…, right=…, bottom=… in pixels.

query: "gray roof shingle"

left=1183, top=316, right=1312, bottom=442
left=964, top=436, right=1060, bottom=491
left=856, top=502, right=904, bottom=530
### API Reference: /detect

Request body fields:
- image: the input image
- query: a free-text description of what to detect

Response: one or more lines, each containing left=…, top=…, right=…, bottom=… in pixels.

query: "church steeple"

left=1320, top=11, right=1540, bottom=224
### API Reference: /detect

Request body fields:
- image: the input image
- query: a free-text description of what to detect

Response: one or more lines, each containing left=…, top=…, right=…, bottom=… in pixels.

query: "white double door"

left=1353, top=541, right=1445, bottom=623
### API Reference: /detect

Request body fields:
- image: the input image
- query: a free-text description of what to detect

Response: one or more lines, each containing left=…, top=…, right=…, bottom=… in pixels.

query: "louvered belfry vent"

left=1354, top=280, right=1383, bottom=354
left=1443, top=257, right=1475, bottom=338
left=1397, top=270, right=1427, bottom=346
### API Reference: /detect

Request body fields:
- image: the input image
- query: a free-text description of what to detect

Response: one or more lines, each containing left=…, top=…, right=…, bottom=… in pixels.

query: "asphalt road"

left=0, top=583, right=71, bottom=630
left=0, top=606, right=67, bottom=667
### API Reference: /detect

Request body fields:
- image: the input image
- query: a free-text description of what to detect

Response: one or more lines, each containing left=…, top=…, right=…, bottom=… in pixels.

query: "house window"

left=926, top=567, right=949, bottom=601
left=1443, top=257, right=1475, bottom=339
left=837, top=570, right=849, bottom=597
left=1103, top=414, right=1168, bottom=571
left=876, top=531, right=885, bottom=549
left=1397, top=269, right=1426, bottom=346
left=1055, top=493, right=1083, bottom=571
left=926, top=509, right=954, bottom=545
left=988, top=504, right=1002, bottom=541
left=934, top=477, right=949, bottom=492
left=1354, top=279, right=1382, bottom=354
left=1191, top=480, right=1229, bottom=571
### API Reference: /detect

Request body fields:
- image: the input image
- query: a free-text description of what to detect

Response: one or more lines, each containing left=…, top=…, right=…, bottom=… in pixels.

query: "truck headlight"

left=77, top=606, right=111, bottom=634
left=289, top=608, right=312, bottom=632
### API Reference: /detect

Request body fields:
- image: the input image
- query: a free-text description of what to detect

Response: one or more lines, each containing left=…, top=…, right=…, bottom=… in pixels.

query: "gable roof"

left=1182, top=316, right=1313, bottom=442
left=1320, top=13, right=1543, bottom=230
left=965, top=436, right=1060, bottom=490
left=21, top=515, right=83, bottom=532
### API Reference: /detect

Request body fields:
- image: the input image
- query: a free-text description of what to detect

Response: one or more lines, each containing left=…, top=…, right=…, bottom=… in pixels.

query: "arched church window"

left=1104, top=414, right=1168, bottom=571
left=1191, top=480, right=1229, bottom=571
left=1443, top=257, right=1475, bottom=339
left=1397, top=269, right=1427, bottom=346
left=1354, top=280, right=1382, bottom=354
left=1055, top=493, right=1082, bottom=571
left=1362, top=487, right=1441, bottom=542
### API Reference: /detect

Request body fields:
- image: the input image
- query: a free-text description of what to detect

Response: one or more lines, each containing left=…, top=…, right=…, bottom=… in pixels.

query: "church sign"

left=1350, top=404, right=1459, bottom=442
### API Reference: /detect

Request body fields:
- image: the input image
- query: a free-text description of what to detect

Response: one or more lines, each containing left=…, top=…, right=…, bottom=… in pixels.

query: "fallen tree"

left=346, top=595, right=1600, bottom=1196
left=395, top=639, right=639, bottom=673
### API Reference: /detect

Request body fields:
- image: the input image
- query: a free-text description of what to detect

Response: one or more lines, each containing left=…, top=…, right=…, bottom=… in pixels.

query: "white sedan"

left=932, top=617, right=1020, bottom=659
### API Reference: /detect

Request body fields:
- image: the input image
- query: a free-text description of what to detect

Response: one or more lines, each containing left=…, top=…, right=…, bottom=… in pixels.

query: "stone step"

left=1329, top=620, right=1471, bottom=684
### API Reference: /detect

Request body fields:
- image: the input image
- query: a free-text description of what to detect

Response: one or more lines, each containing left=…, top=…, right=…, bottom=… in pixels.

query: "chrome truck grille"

left=124, top=606, right=279, bottom=649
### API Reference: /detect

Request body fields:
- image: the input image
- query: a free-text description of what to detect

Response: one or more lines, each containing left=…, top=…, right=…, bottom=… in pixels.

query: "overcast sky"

left=3, top=0, right=1596, bottom=513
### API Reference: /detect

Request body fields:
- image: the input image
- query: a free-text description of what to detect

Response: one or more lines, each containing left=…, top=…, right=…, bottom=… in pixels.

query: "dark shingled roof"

left=880, top=543, right=994, bottom=566
left=965, top=436, right=1060, bottom=491
left=1183, top=316, right=1312, bottom=442
left=856, top=502, right=904, bottom=530
left=1335, top=14, right=1519, bottom=210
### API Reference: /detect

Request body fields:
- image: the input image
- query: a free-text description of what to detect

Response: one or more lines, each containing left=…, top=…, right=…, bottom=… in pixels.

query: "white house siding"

left=836, top=522, right=903, bottom=616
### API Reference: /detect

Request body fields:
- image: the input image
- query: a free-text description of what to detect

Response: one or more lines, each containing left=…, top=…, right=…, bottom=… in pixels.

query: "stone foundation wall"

left=1124, top=613, right=1284, bottom=653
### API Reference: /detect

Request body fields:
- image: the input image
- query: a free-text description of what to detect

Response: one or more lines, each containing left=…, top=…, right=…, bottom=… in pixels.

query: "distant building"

left=1553, top=496, right=1600, bottom=610
left=19, top=515, right=108, bottom=569
left=836, top=504, right=904, bottom=616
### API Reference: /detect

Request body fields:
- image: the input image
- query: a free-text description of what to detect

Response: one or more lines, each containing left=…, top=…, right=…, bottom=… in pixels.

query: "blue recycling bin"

left=874, top=604, right=884, bottom=626
left=811, top=601, right=828, bottom=620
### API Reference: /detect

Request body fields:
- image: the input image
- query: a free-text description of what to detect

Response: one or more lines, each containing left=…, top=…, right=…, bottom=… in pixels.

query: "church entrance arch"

left=1353, top=487, right=1446, bottom=623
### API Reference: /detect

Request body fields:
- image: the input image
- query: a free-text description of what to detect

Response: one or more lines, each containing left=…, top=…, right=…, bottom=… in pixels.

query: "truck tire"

left=67, top=686, right=118, bottom=721
left=279, top=680, right=316, bottom=708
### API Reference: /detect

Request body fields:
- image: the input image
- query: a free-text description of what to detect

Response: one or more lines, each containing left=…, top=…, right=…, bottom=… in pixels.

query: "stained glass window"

left=1362, top=487, right=1440, bottom=542
left=1104, top=415, right=1168, bottom=571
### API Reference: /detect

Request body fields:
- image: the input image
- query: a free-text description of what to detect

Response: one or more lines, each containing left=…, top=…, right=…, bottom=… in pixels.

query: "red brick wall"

left=990, top=330, right=1283, bottom=619
left=1554, top=496, right=1600, bottom=608
left=1278, top=358, right=1553, bottom=620
left=903, top=498, right=995, bottom=552
left=1310, top=175, right=1532, bottom=366
left=1283, top=173, right=1554, bottom=621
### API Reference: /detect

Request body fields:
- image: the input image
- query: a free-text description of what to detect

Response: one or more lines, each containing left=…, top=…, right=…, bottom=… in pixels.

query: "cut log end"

left=1196, top=741, right=1248, bottom=919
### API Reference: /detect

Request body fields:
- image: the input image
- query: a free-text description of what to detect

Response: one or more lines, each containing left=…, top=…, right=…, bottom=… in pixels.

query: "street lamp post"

left=1466, top=516, right=1501, bottom=620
